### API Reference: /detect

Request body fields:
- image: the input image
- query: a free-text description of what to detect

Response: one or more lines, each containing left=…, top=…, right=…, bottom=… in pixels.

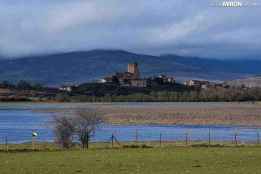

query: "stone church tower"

left=128, top=62, right=140, bottom=79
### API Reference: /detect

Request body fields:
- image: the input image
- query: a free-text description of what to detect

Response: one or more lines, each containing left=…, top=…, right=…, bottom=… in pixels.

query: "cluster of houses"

left=58, top=62, right=225, bottom=92
left=183, top=80, right=224, bottom=89
left=0, top=88, right=13, bottom=98
left=98, top=63, right=175, bottom=88
left=95, top=62, right=225, bottom=90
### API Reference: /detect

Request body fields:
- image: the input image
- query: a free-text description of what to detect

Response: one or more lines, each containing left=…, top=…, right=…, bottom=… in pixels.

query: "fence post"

left=32, top=136, right=35, bottom=150
left=185, top=131, right=189, bottom=146
left=135, top=129, right=138, bottom=144
left=257, top=130, right=260, bottom=145
left=5, top=136, right=8, bottom=152
left=111, top=134, right=114, bottom=148
left=208, top=128, right=211, bottom=147
left=160, top=133, right=162, bottom=147
left=234, top=129, right=238, bottom=146
left=32, top=131, right=37, bottom=151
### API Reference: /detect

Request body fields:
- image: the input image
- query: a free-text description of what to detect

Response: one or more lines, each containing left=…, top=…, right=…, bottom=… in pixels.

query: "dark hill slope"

left=0, top=50, right=260, bottom=85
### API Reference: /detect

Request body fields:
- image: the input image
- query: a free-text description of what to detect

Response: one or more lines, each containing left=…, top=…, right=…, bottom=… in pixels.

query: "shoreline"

left=1, top=101, right=261, bottom=126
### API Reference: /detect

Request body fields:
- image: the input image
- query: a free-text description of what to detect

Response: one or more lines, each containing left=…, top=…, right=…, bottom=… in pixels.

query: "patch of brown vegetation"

left=34, top=102, right=261, bottom=126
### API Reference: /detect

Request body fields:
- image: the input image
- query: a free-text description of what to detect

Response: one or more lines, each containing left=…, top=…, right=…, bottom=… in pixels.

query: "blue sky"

left=0, top=0, right=260, bottom=58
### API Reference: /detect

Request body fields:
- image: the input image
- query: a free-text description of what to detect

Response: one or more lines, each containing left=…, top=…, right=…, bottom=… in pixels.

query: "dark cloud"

left=0, top=0, right=260, bottom=58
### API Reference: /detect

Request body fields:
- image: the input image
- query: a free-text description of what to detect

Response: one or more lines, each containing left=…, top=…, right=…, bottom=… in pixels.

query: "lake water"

left=0, top=103, right=260, bottom=144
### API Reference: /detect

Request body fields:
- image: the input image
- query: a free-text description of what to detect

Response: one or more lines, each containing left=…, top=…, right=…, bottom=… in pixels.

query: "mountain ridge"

left=0, top=49, right=260, bottom=85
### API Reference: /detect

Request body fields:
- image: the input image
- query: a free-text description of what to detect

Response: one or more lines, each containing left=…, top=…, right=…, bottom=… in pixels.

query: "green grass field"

left=1, top=146, right=261, bottom=174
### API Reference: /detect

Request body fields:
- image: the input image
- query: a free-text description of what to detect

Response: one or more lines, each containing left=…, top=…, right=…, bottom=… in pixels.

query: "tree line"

left=56, top=87, right=261, bottom=102
left=2, top=80, right=261, bottom=102
left=0, top=80, right=44, bottom=91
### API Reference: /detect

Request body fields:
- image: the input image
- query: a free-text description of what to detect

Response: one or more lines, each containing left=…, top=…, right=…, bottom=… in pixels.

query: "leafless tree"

left=53, top=116, right=75, bottom=149
left=73, top=109, right=104, bottom=149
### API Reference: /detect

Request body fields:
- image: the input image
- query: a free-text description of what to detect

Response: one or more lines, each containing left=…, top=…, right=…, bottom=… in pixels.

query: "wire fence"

left=1, top=126, right=261, bottom=151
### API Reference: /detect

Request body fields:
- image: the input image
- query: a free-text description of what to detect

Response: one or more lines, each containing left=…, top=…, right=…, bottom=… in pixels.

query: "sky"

left=0, top=0, right=260, bottom=59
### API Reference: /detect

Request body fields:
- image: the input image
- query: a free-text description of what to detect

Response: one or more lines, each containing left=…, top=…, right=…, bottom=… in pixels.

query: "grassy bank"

left=1, top=141, right=260, bottom=152
left=1, top=146, right=261, bottom=174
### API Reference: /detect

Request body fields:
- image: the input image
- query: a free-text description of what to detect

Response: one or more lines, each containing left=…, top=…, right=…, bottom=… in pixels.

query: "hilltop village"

left=61, top=63, right=220, bottom=92
left=99, top=63, right=175, bottom=88
left=0, top=62, right=261, bottom=102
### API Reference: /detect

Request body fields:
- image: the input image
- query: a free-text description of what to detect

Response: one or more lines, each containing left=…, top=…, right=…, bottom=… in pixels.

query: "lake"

left=0, top=103, right=260, bottom=144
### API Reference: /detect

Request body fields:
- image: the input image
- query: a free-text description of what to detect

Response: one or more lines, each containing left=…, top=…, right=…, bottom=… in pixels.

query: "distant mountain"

left=0, top=50, right=260, bottom=85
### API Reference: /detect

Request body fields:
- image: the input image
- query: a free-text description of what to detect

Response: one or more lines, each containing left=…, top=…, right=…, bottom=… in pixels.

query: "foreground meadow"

left=0, top=147, right=261, bottom=174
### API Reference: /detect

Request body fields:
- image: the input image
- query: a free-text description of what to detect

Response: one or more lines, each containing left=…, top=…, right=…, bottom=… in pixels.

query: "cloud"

left=0, top=0, right=260, bottom=58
